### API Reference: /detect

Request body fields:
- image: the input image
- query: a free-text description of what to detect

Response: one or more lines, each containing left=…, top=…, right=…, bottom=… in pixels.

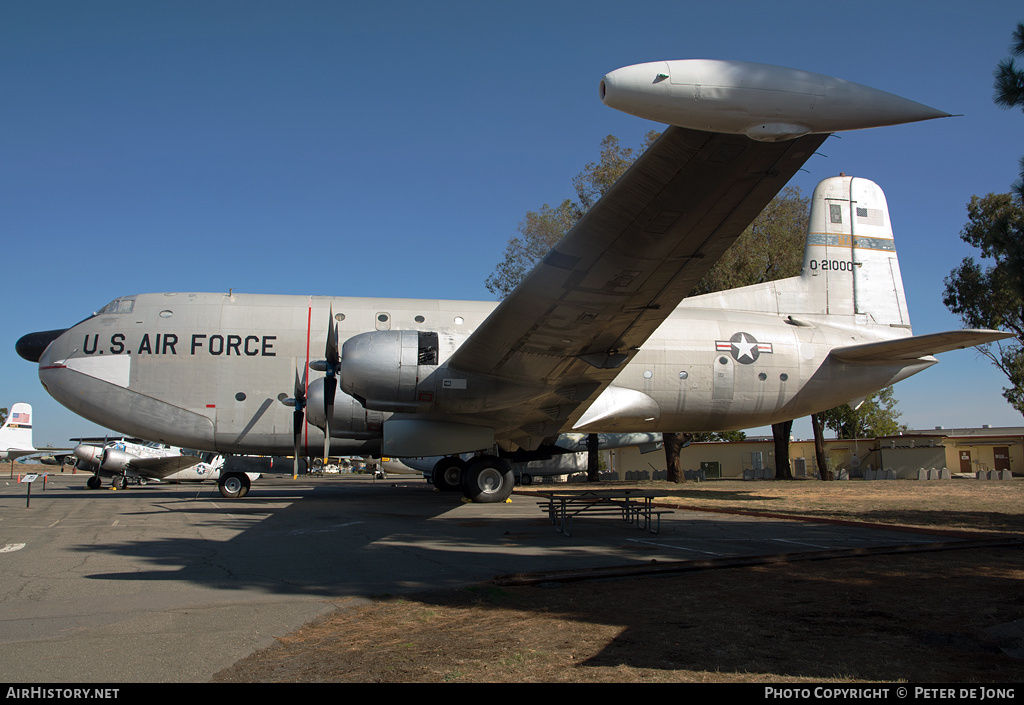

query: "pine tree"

left=994, top=21, right=1024, bottom=200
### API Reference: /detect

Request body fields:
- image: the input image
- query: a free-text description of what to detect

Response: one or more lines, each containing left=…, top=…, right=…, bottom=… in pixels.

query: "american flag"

left=11, top=411, right=29, bottom=424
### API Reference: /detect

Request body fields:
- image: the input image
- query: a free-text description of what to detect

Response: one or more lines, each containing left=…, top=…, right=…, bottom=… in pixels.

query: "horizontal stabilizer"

left=830, top=329, right=1013, bottom=364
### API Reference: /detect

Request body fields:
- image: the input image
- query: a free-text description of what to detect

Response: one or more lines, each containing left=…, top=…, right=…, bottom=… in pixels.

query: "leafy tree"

left=820, top=387, right=908, bottom=439
left=689, top=188, right=810, bottom=297
left=809, top=388, right=906, bottom=481
left=486, top=132, right=809, bottom=481
left=943, top=193, right=1024, bottom=414
left=485, top=133, right=659, bottom=298
left=691, top=430, right=747, bottom=442
left=994, top=21, right=1024, bottom=201
left=0, top=407, right=6, bottom=426
left=943, top=22, right=1024, bottom=415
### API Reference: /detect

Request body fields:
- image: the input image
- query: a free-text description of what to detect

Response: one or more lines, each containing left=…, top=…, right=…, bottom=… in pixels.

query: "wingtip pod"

left=600, top=59, right=951, bottom=141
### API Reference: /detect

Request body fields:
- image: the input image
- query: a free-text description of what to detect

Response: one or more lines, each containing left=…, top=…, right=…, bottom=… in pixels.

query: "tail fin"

left=798, top=175, right=910, bottom=326
left=1, top=403, right=35, bottom=452
left=682, top=175, right=911, bottom=328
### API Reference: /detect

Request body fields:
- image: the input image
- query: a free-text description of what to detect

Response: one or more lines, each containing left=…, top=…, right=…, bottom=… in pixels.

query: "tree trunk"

left=811, top=413, right=831, bottom=480
left=772, top=421, right=793, bottom=479
left=586, top=433, right=600, bottom=482
left=664, top=432, right=690, bottom=483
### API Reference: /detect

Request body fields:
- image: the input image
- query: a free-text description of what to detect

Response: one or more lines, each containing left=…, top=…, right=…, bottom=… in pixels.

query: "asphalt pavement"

left=0, top=469, right=951, bottom=683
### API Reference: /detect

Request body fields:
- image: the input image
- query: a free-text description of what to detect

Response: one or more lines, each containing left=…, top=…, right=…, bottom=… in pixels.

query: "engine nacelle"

left=338, top=330, right=439, bottom=412
left=100, top=448, right=131, bottom=472
left=73, top=443, right=103, bottom=466
left=306, top=379, right=389, bottom=439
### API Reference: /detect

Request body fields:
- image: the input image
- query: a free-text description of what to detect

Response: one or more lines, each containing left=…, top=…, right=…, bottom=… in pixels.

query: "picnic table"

left=535, top=489, right=669, bottom=536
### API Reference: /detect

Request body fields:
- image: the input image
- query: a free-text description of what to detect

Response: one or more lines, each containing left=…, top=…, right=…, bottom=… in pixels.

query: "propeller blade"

left=325, top=305, right=340, bottom=367
left=323, top=307, right=339, bottom=464
left=293, top=409, right=304, bottom=476
left=323, top=374, right=335, bottom=463
left=288, top=367, right=307, bottom=476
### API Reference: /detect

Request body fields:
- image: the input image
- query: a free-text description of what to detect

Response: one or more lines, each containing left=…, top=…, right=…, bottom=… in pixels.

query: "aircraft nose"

left=16, top=329, right=68, bottom=363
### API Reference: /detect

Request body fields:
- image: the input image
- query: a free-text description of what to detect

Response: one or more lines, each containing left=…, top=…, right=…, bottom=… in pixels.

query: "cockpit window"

left=97, top=297, right=135, bottom=315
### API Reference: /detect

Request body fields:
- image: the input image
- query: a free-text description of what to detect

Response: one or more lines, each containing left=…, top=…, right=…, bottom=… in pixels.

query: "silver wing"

left=445, top=126, right=830, bottom=450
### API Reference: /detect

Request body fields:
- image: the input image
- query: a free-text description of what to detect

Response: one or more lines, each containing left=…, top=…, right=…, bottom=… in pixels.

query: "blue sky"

left=2, top=1, right=1022, bottom=447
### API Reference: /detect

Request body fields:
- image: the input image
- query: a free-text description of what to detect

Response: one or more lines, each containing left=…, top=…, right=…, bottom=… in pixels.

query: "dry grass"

left=639, top=478, right=1024, bottom=535
left=211, top=479, right=1024, bottom=683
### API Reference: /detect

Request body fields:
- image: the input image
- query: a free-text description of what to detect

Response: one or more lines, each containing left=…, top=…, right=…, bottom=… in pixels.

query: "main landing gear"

left=431, top=454, right=515, bottom=503
left=218, top=472, right=251, bottom=499
left=84, top=473, right=130, bottom=490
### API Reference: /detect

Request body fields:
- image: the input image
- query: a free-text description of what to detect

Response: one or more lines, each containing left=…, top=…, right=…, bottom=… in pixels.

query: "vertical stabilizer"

left=0, top=403, right=35, bottom=452
left=679, top=175, right=913, bottom=326
left=802, top=175, right=910, bottom=326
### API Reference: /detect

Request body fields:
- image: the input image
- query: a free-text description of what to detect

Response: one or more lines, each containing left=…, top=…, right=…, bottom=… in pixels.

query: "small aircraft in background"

left=0, top=403, right=37, bottom=462
left=71, top=438, right=228, bottom=491
left=0, top=403, right=74, bottom=464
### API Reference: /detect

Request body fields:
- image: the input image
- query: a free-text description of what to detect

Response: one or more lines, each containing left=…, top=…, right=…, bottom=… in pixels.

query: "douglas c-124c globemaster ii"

left=17, top=59, right=1011, bottom=503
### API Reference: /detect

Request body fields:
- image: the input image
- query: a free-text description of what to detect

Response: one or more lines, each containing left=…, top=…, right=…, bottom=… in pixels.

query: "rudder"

left=801, top=175, right=910, bottom=327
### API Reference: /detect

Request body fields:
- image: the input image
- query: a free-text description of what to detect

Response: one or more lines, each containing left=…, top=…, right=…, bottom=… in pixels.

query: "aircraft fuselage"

left=32, top=290, right=929, bottom=456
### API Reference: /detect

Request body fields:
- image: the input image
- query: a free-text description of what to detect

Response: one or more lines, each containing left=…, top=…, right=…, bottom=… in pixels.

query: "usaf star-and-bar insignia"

left=715, top=332, right=773, bottom=364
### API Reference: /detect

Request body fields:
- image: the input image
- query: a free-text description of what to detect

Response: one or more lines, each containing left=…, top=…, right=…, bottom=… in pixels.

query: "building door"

left=994, top=447, right=1011, bottom=473
left=959, top=450, right=972, bottom=473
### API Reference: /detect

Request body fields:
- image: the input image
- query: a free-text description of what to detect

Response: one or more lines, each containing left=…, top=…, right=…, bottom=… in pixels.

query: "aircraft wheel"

left=218, top=473, right=250, bottom=499
left=520, top=473, right=532, bottom=486
left=460, top=456, right=514, bottom=503
left=115, top=476, right=129, bottom=490
left=431, top=456, right=465, bottom=491
left=86, top=476, right=101, bottom=490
